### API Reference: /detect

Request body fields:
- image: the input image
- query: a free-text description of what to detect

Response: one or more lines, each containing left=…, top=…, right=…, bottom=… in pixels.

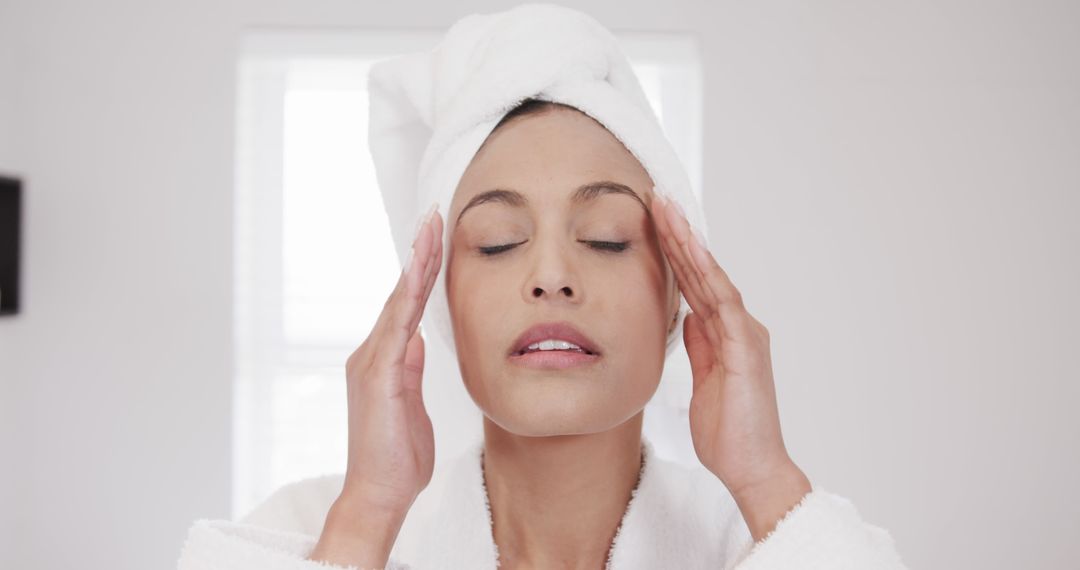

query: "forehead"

left=450, top=107, right=654, bottom=223
left=454, top=180, right=652, bottom=231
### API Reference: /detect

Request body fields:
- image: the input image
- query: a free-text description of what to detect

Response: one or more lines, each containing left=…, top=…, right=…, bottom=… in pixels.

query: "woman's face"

left=445, top=105, right=679, bottom=437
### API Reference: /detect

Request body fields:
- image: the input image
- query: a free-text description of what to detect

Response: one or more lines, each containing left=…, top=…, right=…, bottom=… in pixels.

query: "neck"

left=480, top=412, right=645, bottom=570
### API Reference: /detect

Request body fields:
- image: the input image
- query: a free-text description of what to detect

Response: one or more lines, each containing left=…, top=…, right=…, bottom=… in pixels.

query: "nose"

left=523, top=238, right=582, bottom=305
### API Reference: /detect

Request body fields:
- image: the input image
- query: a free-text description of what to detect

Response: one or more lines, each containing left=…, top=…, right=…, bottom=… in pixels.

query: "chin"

left=484, top=387, right=634, bottom=437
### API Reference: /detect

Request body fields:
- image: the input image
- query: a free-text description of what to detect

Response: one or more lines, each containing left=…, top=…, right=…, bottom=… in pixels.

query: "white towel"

left=366, top=2, right=709, bottom=358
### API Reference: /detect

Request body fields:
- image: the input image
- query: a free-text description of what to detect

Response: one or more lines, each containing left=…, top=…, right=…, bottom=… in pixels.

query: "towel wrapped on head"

left=366, top=2, right=708, bottom=359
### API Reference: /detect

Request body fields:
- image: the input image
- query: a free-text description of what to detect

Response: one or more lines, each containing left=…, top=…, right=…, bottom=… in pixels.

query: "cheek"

left=447, top=257, right=515, bottom=348
left=601, top=252, right=670, bottom=322
left=610, top=260, right=671, bottom=372
left=618, top=300, right=669, bottom=360
left=584, top=256, right=671, bottom=374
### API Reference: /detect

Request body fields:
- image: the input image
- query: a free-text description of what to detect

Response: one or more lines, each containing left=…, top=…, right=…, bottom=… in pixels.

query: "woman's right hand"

left=308, top=204, right=443, bottom=567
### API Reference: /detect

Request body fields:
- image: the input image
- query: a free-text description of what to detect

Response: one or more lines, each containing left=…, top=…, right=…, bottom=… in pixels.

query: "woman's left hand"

left=650, top=188, right=812, bottom=541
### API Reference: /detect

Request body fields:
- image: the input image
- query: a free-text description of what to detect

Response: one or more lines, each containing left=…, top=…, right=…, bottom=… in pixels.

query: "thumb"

left=683, top=312, right=716, bottom=391
left=402, top=325, right=426, bottom=396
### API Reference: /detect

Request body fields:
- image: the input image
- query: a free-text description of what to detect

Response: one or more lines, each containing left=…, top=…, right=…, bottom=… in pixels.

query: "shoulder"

left=238, top=473, right=346, bottom=536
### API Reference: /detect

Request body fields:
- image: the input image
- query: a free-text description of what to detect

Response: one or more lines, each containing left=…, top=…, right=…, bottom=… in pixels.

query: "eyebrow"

left=454, top=180, right=649, bottom=227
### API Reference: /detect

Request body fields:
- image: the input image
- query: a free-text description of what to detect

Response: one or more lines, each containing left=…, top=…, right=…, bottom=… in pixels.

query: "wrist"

left=308, top=494, right=409, bottom=568
left=729, top=459, right=812, bottom=543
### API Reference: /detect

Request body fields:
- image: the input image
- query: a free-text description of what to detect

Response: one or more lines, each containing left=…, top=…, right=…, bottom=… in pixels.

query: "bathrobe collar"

left=401, top=434, right=730, bottom=569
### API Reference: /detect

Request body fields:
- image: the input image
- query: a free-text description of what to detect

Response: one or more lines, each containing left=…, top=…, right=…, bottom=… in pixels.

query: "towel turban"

left=367, top=2, right=709, bottom=362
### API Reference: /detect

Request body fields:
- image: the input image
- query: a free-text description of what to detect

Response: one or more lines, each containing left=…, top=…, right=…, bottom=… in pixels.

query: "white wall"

left=0, top=1, right=1076, bottom=568
left=1, top=0, right=21, bottom=562
left=0, top=1, right=241, bottom=567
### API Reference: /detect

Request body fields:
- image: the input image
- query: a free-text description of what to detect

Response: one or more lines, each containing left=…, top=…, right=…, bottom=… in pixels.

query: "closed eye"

left=584, top=240, right=630, bottom=253
left=478, top=241, right=524, bottom=255
left=478, top=240, right=630, bottom=256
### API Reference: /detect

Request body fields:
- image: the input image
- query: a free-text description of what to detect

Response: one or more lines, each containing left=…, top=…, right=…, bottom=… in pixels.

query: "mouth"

left=508, top=321, right=602, bottom=369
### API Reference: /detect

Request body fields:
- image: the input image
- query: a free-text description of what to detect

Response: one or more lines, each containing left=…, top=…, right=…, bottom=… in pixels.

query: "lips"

left=509, top=321, right=601, bottom=357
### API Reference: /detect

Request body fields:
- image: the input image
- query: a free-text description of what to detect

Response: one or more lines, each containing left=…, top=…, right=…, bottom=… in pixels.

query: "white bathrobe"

left=176, top=436, right=907, bottom=569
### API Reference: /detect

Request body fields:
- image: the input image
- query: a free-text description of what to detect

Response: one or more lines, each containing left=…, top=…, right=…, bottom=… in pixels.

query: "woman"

left=177, top=97, right=906, bottom=570
left=178, top=5, right=906, bottom=569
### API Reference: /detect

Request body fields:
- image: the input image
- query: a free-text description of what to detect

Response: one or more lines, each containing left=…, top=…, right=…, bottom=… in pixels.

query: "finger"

left=660, top=193, right=720, bottom=310
left=395, top=209, right=442, bottom=349
left=372, top=211, right=437, bottom=375
left=650, top=193, right=710, bottom=311
left=418, top=211, right=444, bottom=317
left=351, top=221, right=423, bottom=375
left=651, top=193, right=725, bottom=347
left=682, top=311, right=718, bottom=393
left=401, top=326, right=425, bottom=395
left=360, top=219, right=426, bottom=370
left=403, top=218, right=437, bottom=337
left=681, top=215, right=760, bottom=343
left=656, top=195, right=743, bottom=351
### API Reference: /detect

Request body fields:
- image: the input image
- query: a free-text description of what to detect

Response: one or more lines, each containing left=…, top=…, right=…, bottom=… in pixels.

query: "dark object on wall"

left=0, top=175, right=20, bottom=315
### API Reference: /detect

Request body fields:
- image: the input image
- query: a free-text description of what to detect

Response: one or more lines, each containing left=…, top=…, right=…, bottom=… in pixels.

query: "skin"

left=308, top=106, right=811, bottom=569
